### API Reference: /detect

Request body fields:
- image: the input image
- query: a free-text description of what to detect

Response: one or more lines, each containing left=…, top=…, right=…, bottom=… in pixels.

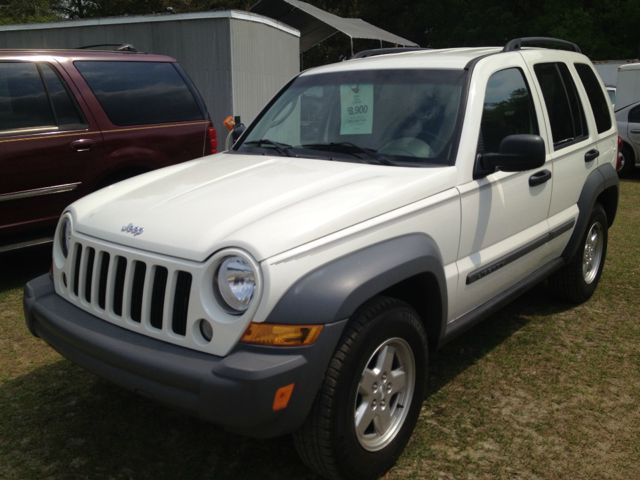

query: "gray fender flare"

left=562, top=163, right=619, bottom=261
left=265, top=233, right=447, bottom=328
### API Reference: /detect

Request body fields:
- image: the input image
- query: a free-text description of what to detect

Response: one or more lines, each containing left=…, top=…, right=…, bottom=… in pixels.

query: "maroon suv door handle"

left=71, top=139, right=96, bottom=152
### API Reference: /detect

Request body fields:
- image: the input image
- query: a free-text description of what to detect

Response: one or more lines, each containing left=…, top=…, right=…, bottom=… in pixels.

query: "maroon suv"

left=0, top=49, right=216, bottom=253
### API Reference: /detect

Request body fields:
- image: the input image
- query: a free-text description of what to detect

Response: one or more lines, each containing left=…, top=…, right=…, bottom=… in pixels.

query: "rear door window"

left=534, top=62, right=588, bottom=149
left=574, top=63, right=612, bottom=133
left=75, top=61, right=204, bottom=126
left=0, top=62, right=55, bottom=132
left=40, top=64, right=87, bottom=130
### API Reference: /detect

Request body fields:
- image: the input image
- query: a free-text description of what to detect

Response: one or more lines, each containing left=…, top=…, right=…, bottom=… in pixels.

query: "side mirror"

left=232, top=122, right=246, bottom=142
left=476, top=134, right=546, bottom=177
left=223, top=115, right=247, bottom=150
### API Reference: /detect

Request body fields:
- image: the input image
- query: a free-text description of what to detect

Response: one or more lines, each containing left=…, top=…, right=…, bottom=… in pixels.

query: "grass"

left=1, top=178, right=639, bottom=479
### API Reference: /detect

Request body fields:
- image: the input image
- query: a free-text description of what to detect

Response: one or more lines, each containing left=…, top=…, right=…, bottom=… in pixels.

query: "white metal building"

left=0, top=11, right=301, bottom=133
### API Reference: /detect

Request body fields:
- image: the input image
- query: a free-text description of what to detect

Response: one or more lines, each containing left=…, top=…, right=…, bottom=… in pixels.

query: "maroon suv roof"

left=0, top=49, right=176, bottom=62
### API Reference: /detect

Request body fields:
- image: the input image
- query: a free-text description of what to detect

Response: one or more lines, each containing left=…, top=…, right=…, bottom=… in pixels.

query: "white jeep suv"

left=24, top=37, right=619, bottom=480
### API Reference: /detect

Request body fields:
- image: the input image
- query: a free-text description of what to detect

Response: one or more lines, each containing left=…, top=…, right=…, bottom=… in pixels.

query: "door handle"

left=529, top=169, right=552, bottom=187
left=630, top=129, right=640, bottom=134
left=71, top=138, right=96, bottom=152
left=584, top=149, right=599, bottom=162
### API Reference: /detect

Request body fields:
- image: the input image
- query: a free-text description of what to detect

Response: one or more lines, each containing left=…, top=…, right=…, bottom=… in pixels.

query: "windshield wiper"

left=243, top=138, right=292, bottom=156
left=301, top=142, right=393, bottom=165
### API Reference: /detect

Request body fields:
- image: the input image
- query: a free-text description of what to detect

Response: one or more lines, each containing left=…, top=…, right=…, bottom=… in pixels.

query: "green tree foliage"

left=0, top=0, right=57, bottom=24
left=52, top=0, right=246, bottom=18
left=353, top=0, right=640, bottom=59
left=0, top=0, right=638, bottom=59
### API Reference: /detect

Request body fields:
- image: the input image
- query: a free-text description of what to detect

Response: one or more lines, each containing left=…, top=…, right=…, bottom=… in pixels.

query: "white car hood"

left=71, top=153, right=457, bottom=262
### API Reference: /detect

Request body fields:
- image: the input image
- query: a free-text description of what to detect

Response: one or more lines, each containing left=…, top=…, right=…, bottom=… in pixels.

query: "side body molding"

left=266, top=234, right=448, bottom=328
left=562, top=163, right=619, bottom=262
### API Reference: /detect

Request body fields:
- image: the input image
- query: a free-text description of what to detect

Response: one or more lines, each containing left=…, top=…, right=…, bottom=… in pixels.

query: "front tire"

left=294, top=297, right=428, bottom=480
left=549, top=203, right=608, bottom=303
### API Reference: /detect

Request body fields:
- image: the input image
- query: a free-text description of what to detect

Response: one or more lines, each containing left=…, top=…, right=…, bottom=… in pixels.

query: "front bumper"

left=24, top=274, right=346, bottom=438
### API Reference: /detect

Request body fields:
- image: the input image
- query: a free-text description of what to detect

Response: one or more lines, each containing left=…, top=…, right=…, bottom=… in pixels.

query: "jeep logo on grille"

left=121, top=223, right=144, bottom=237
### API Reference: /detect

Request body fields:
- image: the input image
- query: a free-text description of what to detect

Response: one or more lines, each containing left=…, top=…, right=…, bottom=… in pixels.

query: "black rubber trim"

left=443, top=257, right=565, bottom=345
left=466, top=219, right=575, bottom=285
left=351, top=47, right=429, bottom=59
left=562, top=163, right=619, bottom=261
left=266, top=234, right=446, bottom=326
left=503, top=37, right=581, bottom=53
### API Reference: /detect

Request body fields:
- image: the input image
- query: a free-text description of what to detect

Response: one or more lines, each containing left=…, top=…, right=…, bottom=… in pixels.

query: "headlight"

left=215, top=255, right=257, bottom=314
left=59, top=215, right=72, bottom=258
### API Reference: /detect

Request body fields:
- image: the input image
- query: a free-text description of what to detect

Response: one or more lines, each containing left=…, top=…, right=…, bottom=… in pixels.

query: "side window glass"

left=534, top=62, right=588, bottom=149
left=479, top=67, right=539, bottom=154
left=575, top=63, right=612, bottom=133
left=75, top=61, right=204, bottom=126
left=0, top=62, right=55, bottom=132
left=629, top=105, right=640, bottom=124
left=40, top=64, right=87, bottom=130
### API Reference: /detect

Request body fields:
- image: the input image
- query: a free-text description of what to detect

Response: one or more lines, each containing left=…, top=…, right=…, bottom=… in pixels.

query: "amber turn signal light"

left=273, top=383, right=295, bottom=411
left=240, top=323, right=323, bottom=346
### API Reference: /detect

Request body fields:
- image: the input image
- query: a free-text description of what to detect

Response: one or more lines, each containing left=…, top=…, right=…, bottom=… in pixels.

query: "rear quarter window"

left=75, top=61, right=204, bottom=126
left=574, top=63, right=612, bottom=133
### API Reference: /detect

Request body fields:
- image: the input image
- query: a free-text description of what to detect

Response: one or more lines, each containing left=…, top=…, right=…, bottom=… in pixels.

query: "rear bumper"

left=24, top=274, right=346, bottom=438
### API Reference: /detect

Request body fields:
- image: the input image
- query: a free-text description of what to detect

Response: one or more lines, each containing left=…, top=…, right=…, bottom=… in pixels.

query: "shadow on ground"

left=0, top=360, right=315, bottom=479
left=427, top=282, right=575, bottom=395
left=0, top=244, right=51, bottom=291
left=0, top=276, right=575, bottom=479
left=620, top=167, right=640, bottom=182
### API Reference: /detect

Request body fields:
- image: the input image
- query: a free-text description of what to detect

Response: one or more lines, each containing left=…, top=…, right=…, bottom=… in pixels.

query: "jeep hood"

left=71, top=153, right=457, bottom=262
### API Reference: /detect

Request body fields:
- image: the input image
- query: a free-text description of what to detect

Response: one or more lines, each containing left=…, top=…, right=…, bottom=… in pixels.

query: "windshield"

left=235, top=69, right=467, bottom=166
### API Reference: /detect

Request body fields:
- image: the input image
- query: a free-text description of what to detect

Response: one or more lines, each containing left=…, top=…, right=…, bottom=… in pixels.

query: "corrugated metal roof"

left=0, top=10, right=300, bottom=37
left=251, top=0, right=418, bottom=52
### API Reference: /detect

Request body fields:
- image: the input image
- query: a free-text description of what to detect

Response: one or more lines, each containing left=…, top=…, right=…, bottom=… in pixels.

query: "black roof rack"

left=503, top=37, right=581, bottom=53
left=352, top=47, right=429, bottom=59
left=76, top=43, right=138, bottom=52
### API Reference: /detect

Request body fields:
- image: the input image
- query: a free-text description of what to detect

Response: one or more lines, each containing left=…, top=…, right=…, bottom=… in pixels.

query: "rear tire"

left=294, top=297, right=428, bottom=480
left=549, top=203, right=608, bottom=303
left=620, top=143, right=636, bottom=177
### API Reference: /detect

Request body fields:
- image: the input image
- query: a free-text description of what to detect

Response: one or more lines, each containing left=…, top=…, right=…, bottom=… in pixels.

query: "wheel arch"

left=378, top=272, right=444, bottom=351
left=562, top=162, right=619, bottom=262
left=265, top=234, right=448, bottom=349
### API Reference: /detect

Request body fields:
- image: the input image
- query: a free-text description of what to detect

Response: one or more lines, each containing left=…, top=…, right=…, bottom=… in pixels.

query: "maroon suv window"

left=0, top=62, right=55, bottom=132
left=75, top=61, right=204, bottom=126
left=40, top=64, right=87, bottom=129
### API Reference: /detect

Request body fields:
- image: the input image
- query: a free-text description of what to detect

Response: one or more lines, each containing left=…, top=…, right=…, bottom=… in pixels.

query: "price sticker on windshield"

left=340, top=84, right=373, bottom=135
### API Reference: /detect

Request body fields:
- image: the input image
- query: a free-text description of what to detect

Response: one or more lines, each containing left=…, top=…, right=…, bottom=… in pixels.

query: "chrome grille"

left=66, top=241, right=193, bottom=336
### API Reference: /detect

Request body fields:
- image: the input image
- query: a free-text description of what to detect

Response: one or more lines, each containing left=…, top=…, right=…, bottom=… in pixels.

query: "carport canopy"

left=250, top=0, right=418, bottom=53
